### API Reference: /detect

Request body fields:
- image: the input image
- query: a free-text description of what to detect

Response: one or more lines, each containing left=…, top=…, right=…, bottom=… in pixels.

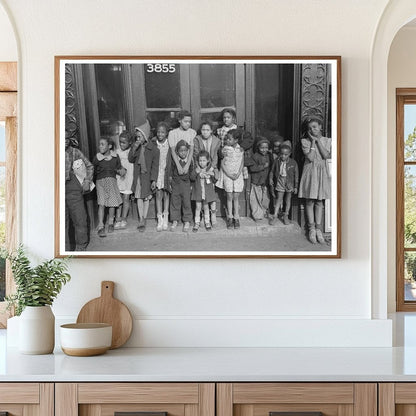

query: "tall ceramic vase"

left=19, top=306, right=55, bottom=354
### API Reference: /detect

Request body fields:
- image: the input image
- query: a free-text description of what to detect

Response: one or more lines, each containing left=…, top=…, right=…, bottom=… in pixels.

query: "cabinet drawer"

left=56, top=383, right=215, bottom=416
left=217, top=383, right=376, bottom=416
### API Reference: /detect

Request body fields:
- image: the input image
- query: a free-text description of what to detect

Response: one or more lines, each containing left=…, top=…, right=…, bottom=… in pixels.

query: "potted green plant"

left=3, top=246, right=71, bottom=354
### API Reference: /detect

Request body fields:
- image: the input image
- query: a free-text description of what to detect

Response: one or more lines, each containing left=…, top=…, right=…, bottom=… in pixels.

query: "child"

left=191, top=150, right=216, bottom=231
left=269, top=143, right=299, bottom=226
left=65, top=132, right=94, bottom=250
left=93, top=137, right=126, bottom=237
left=155, top=122, right=172, bottom=231
left=298, top=117, right=331, bottom=244
left=128, top=121, right=159, bottom=232
left=217, top=108, right=238, bottom=146
left=270, top=134, right=284, bottom=161
left=246, top=138, right=271, bottom=221
left=115, top=131, right=134, bottom=230
left=169, top=140, right=193, bottom=232
left=168, top=110, right=196, bottom=176
left=216, top=129, right=244, bottom=229
left=217, top=108, right=254, bottom=181
left=193, top=121, right=221, bottom=225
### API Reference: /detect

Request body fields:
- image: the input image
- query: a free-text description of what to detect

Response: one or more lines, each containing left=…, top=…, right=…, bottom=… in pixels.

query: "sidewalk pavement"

left=86, top=217, right=331, bottom=253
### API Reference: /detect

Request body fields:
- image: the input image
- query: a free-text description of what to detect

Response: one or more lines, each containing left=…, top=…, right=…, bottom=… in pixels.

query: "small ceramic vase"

left=19, top=306, right=55, bottom=354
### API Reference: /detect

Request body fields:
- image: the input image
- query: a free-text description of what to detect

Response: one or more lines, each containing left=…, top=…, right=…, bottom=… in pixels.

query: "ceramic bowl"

left=60, top=323, right=112, bottom=356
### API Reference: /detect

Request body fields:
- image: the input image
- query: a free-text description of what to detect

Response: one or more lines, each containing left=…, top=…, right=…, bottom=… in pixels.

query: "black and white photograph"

left=56, top=57, right=340, bottom=257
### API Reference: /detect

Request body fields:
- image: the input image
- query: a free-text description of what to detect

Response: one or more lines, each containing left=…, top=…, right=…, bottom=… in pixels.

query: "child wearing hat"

left=245, top=137, right=272, bottom=221
left=65, top=132, right=94, bottom=250
left=128, top=120, right=160, bottom=232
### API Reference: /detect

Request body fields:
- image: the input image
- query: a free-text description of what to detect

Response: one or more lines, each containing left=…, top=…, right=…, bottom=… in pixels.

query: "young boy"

left=168, top=110, right=196, bottom=176
left=65, top=131, right=94, bottom=251
left=269, top=143, right=299, bottom=225
left=169, top=140, right=193, bottom=232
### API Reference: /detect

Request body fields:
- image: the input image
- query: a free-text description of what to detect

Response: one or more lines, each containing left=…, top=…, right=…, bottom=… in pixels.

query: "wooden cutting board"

left=76, top=281, right=133, bottom=349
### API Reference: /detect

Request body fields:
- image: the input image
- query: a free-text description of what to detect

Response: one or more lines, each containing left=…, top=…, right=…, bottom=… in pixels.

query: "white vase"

left=6, top=315, right=20, bottom=347
left=19, top=306, right=55, bottom=354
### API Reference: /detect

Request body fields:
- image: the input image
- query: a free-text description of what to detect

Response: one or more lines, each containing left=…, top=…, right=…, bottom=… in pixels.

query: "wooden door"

left=0, top=383, right=53, bottom=415
left=378, top=383, right=416, bottom=416
left=217, top=383, right=376, bottom=416
left=56, top=382, right=215, bottom=416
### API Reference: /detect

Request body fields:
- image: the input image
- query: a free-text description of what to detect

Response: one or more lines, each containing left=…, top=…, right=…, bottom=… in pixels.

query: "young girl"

left=298, top=117, right=331, bottom=244
left=193, top=121, right=221, bottom=225
left=217, top=108, right=238, bottom=146
left=93, top=137, right=126, bottom=237
left=191, top=150, right=216, bottom=231
left=216, top=130, right=244, bottom=229
left=217, top=108, right=254, bottom=180
left=115, top=131, right=134, bottom=230
left=169, top=140, right=193, bottom=232
left=128, top=121, right=159, bottom=232
left=246, top=138, right=271, bottom=221
left=155, top=122, right=171, bottom=232
left=269, top=143, right=299, bottom=226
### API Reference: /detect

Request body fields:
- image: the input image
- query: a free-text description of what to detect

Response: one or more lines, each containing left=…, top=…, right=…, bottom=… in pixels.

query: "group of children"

left=65, top=108, right=331, bottom=248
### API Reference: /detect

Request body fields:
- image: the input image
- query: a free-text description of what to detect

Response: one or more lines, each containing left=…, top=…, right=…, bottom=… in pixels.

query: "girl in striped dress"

left=93, top=137, right=126, bottom=237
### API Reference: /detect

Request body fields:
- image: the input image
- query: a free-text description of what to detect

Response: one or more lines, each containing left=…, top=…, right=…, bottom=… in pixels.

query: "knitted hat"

left=134, top=120, right=151, bottom=141
left=256, top=137, right=270, bottom=148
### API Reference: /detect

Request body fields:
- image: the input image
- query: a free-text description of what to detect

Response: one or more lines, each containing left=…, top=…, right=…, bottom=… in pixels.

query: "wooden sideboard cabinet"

left=0, top=383, right=53, bottom=415
left=55, top=383, right=215, bottom=416
left=217, top=383, right=377, bottom=416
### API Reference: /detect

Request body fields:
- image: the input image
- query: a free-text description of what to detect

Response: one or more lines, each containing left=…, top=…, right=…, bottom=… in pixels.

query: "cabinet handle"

left=270, top=413, right=323, bottom=416
left=115, top=412, right=167, bottom=416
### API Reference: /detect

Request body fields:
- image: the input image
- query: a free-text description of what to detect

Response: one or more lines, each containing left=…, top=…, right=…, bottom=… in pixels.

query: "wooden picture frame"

left=55, top=56, right=341, bottom=258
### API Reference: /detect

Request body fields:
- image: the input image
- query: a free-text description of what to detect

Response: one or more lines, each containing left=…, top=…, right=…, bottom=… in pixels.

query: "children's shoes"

left=308, top=228, right=317, bottom=244
left=108, top=223, right=114, bottom=233
left=183, top=222, right=190, bottom=232
left=205, top=222, right=212, bottom=231
left=156, top=214, right=163, bottom=232
left=316, top=228, right=325, bottom=244
left=269, top=215, right=277, bottom=226
left=119, top=219, right=127, bottom=229
left=234, top=219, right=240, bottom=229
left=137, top=219, right=146, bottom=232
left=171, top=220, right=178, bottom=231
left=97, top=227, right=106, bottom=238
left=226, top=218, right=233, bottom=229
left=114, top=220, right=122, bottom=230
left=162, top=213, right=169, bottom=231
left=282, top=214, right=290, bottom=225
left=193, top=222, right=200, bottom=232
left=211, top=211, right=217, bottom=227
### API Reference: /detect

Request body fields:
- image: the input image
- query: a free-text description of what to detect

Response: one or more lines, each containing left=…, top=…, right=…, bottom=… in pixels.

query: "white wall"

left=387, top=26, right=416, bottom=312
left=0, top=0, right=394, bottom=347
left=0, top=3, right=16, bottom=61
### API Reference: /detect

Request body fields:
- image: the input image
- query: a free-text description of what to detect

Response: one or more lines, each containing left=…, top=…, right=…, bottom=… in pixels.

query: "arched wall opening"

left=372, top=0, right=416, bottom=319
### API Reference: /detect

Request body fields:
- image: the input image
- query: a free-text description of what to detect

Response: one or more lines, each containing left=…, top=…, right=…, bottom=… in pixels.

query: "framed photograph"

left=55, top=56, right=341, bottom=258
